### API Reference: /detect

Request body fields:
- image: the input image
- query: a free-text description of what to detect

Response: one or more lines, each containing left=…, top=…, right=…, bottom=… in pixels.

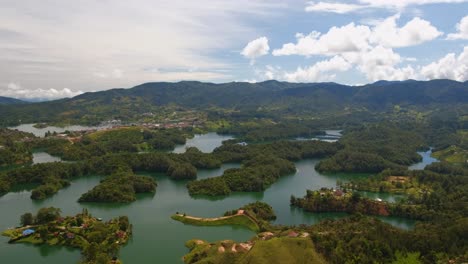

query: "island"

left=2, top=207, right=132, bottom=264
left=78, top=169, right=157, bottom=203
left=172, top=201, right=276, bottom=232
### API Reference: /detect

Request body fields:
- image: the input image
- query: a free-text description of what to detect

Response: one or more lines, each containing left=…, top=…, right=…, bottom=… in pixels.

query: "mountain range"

left=0, top=96, right=26, bottom=105
left=0, top=79, right=467, bottom=125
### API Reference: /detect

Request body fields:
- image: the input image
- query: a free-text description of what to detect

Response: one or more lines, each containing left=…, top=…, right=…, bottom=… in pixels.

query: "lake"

left=0, top=132, right=416, bottom=264
left=33, top=152, right=62, bottom=164
left=408, top=148, right=438, bottom=170
left=172, top=133, right=234, bottom=153
left=9, top=124, right=110, bottom=137
left=295, top=129, right=342, bottom=142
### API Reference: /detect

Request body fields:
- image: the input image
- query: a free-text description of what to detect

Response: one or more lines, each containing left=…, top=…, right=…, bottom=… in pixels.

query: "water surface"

left=33, top=152, right=62, bottom=164
left=0, top=132, right=415, bottom=264
left=172, top=133, right=234, bottom=153
left=408, top=149, right=438, bottom=170
left=9, top=124, right=110, bottom=137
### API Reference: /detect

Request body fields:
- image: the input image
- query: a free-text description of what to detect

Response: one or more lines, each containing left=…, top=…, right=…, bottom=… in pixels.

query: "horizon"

left=1, top=0, right=468, bottom=99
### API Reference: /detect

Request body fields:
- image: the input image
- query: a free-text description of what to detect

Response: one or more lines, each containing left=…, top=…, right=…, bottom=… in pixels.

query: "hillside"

left=0, top=96, right=26, bottom=105
left=0, top=79, right=466, bottom=126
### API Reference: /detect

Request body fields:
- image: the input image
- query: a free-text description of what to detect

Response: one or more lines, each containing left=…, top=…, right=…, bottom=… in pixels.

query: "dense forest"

left=316, top=124, right=425, bottom=173
left=33, top=127, right=191, bottom=161
left=78, top=168, right=156, bottom=203
left=0, top=128, right=34, bottom=167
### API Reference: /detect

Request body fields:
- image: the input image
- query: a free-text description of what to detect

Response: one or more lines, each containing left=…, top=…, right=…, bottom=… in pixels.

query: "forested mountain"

left=0, top=79, right=466, bottom=125
left=0, top=96, right=26, bottom=105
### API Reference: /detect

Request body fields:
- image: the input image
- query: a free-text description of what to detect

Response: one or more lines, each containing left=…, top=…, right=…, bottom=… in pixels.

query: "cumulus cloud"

left=241, top=37, right=270, bottom=64
left=447, top=15, right=468, bottom=39
left=1, top=82, right=83, bottom=99
left=272, top=14, right=442, bottom=82
left=273, top=23, right=372, bottom=56
left=283, top=56, right=352, bottom=82
left=370, top=15, right=443, bottom=47
left=306, top=0, right=468, bottom=13
left=273, top=15, right=441, bottom=58
left=349, top=45, right=417, bottom=81
left=420, top=46, right=468, bottom=81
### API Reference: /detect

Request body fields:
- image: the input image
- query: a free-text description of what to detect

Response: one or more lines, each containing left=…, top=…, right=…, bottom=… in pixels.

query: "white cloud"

left=273, top=15, right=441, bottom=58
left=241, top=37, right=270, bottom=64
left=350, top=45, right=417, bottom=81
left=93, top=69, right=124, bottom=79
left=447, top=15, right=468, bottom=40
left=273, top=23, right=371, bottom=56
left=360, top=0, right=468, bottom=9
left=272, top=14, right=443, bottom=82
left=370, top=15, right=443, bottom=47
left=254, top=65, right=281, bottom=80
left=283, top=56, right=352, bottom=82
left=1, top=83, right=83, bottom=99
left=306, top=0, right=468, bottom=13
left=305, top=2, right=366, bottom=13
left=7, top=82, right=21, bottom=91
left=0, top=0, right=283, bottom=92
left=420, top=46, right=468, bottom=81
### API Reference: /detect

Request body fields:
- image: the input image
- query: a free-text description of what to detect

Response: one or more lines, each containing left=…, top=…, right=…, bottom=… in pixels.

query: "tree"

left=36, top=207, right=61, bottom=224
left=351, top=192, right=361, bottom=204
left=20, top=212, right=34, bottom=226
left=118, top=216, right=130, bottom=231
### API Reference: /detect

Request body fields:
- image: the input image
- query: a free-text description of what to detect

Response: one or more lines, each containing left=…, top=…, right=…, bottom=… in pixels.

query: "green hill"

left=0, top=96, right=26, bottom=105
left=0, top=79, right=466, bottom=126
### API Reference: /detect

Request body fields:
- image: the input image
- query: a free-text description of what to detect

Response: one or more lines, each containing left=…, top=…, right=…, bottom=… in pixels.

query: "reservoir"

left=0, top=133, right=417, bottom=263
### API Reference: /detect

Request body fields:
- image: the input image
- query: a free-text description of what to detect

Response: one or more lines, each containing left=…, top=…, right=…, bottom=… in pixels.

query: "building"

left=22, top=229, right=35, bottom=236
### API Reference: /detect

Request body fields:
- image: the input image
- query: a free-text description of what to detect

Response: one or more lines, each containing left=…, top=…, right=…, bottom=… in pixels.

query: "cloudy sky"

left=1, top=0, right=468, bottom=99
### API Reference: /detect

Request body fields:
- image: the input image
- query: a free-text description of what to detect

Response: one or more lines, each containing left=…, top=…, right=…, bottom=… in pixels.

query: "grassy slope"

left=184, top=237, right=327, bottom=264
left=172, top=214, right=260, bottom=232
left=433, top=146, right=468, bottom=163
left=238, top=237, right=327, bottom=264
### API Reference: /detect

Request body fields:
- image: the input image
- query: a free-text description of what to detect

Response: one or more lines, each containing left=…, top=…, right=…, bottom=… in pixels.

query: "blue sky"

left=1, top=0, right=467, bottom=98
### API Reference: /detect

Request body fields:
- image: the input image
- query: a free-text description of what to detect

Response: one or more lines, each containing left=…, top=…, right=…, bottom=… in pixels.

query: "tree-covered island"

left=2, top=207, right=132, bottom=264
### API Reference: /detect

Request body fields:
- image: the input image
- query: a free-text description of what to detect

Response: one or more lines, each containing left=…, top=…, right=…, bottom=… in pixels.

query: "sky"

left=1, top=0, right=468, bottom=99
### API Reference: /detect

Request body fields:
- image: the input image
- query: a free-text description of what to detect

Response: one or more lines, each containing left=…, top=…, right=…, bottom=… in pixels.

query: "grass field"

left=238, top=237, right=327, bottom=264
left=183, top=237, right=327, bottom=264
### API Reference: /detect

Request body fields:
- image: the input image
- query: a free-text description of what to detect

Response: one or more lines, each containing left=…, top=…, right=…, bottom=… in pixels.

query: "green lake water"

left=0, top=132, right=418, bottom=263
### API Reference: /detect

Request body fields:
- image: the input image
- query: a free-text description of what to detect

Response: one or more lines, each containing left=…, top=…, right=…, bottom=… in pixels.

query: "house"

left=287, top=231, right=298, bottom=238
left=237, top=210, right=245, bottom=215
left=237, top=142, right=248, bottom=146
left=22, top=229, right=35, bottom=236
